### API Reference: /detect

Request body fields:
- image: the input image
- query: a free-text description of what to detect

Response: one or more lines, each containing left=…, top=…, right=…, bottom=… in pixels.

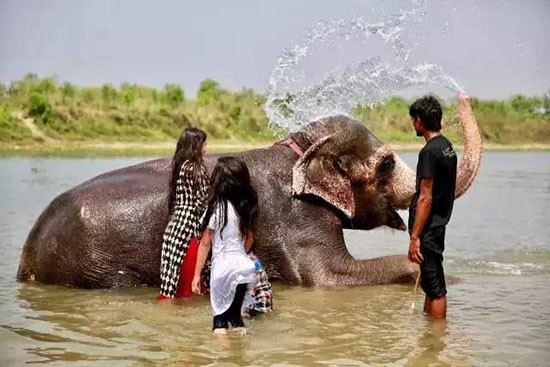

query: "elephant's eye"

left=333, top=156, right=347, bottom=174
left=378, top=156, right=395, bottom=177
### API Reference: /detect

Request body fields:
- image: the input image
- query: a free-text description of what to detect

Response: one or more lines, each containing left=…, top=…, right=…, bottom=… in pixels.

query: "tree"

left=28, top=92, right=52, bottom=124
left=82, top=87, right=95, bottom=103
left=197, top=78, right=221, bottom=106
left=101, top=84, right=117, bottom=106
left=34, top=77, right=58, bottom=95
left=162, top=84, right=185, bottom=107
left=61, top=82, right=77, bottom=100
left=22, top=73, right=39, bottom=85
left=120, top=83, right=136, bottom=107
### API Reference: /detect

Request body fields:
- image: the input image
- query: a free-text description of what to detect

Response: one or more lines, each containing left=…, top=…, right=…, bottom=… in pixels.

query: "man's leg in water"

left=420, top=247, right=447, bottom=318
left=424, top=295, right=446, bottom=318
left=424, top=296, right=430, bottom=314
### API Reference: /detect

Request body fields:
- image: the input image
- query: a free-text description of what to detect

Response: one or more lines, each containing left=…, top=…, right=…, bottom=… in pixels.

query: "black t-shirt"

left=408, top=135, right=457, bottom=236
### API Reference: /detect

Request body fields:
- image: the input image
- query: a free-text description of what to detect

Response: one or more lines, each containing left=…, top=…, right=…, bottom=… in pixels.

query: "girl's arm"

left=192, top=228, right=213, bottom=295
left=244, top=230, right=254, bottom=253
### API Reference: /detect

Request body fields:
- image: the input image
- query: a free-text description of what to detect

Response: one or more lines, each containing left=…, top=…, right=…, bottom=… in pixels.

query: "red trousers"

left=175, top=237, right=199, bottom=298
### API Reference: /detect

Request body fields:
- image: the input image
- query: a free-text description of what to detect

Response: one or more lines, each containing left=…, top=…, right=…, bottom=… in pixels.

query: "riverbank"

left=1, top=140, right=549, bottom=157
left=0, top=140, right=273, bottom=157
left=2, top=75, right=550, bottom=156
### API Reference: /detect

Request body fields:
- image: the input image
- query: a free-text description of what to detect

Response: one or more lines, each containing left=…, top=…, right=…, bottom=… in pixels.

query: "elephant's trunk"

left=387, top=155, right=416, bottom=210
left=454, top=103, right=483, bottom=198
left=387, top=102, right=483, bottom=209
left=324, top=253, right=419, bottom=286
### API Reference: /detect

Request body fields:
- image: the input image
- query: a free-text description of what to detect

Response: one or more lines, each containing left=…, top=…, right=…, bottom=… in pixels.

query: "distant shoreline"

left=1, top=140, right=549, bottom=157
left=3, top=75, right=550, bottom=158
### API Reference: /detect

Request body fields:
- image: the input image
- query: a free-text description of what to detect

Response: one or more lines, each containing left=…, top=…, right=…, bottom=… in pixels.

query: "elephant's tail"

left=16, top=191, right=68, bottom=283
left=17, top=240, right=36, bottom=282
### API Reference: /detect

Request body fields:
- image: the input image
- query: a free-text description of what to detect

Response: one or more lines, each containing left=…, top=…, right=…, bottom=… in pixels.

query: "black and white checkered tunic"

left=159, top=160, right=209, bottom=297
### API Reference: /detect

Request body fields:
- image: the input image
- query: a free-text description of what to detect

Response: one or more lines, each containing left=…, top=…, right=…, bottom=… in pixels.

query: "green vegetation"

left=1, top=74, right=549, bottom=155
left=0, top=102, right=33, bottom=141
left=1, top=74, right=273, bottom=143
left=353, top=96, right=550, bottom=145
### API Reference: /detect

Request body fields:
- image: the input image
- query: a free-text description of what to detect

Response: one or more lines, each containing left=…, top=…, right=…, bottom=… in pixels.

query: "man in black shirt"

left=408, top=95, right=467, bottom=318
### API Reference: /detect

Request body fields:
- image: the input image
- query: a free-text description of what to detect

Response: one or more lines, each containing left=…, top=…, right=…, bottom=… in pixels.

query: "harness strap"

left=276, top=138, right=304, bottom=157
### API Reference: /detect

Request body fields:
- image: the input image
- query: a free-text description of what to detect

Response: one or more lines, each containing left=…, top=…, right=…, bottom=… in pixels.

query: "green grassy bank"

left=1, top=74, right=549, bottom=156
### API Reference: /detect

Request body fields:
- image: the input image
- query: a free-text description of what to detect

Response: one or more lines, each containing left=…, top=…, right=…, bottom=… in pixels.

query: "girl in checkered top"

left=158, top=127, right=209, bottom=299
left=192, top=156, right=261, bottom=334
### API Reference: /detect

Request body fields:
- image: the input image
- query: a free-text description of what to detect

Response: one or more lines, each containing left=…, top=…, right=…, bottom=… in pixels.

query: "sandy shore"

left=0, top=140, right=273, bottom=157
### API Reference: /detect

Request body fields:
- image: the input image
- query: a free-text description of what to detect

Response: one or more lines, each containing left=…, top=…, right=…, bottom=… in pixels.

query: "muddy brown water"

left=1, top=152, right=549, bottom=366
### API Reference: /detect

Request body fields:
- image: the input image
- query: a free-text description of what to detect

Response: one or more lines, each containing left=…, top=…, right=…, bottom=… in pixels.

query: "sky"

left=1, top=0, right=548, bottom=99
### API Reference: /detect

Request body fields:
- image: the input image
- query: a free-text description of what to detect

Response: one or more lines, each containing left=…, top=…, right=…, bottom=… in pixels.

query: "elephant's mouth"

left=348, top=200, right=406, bottom=232
left=386, top=207, right=406, bottom=231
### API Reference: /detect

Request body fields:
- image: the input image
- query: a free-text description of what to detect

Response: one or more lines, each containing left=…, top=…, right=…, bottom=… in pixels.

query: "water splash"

left=265, top=0, right=466, bottom=133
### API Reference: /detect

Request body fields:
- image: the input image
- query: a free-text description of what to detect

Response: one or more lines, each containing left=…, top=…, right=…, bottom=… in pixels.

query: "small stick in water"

left=410, top=269, right=421, bottom=312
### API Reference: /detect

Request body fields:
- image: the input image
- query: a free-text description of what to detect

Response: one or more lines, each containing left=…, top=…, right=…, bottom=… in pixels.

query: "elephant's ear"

left=292, top=135, right=355, bottom=218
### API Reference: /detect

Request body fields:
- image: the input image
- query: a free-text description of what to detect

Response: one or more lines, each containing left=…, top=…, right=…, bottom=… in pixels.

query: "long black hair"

left=168, top=127, right=207, bottom=214
left=203, top=156, right=258, bottom=238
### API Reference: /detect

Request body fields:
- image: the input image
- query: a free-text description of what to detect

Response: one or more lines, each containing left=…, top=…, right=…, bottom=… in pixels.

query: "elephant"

left=17, top=112, right=482, bottom=288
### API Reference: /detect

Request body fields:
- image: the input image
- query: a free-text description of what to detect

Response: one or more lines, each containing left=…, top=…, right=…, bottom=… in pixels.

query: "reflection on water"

left=7, top=283, right=472, bottom=366
left=1, top=152, right=550, bottom=366
left=406, top=319, right=447, bottom=366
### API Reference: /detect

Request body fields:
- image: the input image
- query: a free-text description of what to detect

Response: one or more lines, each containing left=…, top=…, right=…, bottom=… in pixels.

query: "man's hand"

left=408, top=237, right=424, bottom=264
left=192, top=276, right=202, bottom=295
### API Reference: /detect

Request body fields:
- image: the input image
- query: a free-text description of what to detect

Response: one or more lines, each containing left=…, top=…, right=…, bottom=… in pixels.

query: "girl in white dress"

left=192, top=156, right=258, bottom=334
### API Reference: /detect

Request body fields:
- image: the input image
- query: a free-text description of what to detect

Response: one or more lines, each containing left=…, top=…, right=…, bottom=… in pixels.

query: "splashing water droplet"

left=265, top=0, right=466, bottom=134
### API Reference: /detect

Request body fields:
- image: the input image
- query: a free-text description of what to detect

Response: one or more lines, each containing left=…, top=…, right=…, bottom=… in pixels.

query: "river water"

left=0, top=152, right=549, bottom=366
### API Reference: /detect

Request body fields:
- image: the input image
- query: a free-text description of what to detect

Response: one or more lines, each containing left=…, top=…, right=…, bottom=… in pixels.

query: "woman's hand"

left=192, top=276, right=202, bottom=295
left=244, top=230, right=254, bottom=253
left=192, top=229, right=212, bottom=296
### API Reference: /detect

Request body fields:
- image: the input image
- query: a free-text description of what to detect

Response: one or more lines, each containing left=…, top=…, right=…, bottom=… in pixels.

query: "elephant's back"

left=76, top=157, right=172, bottom=192
left=17, top=157, right=175, bottom=288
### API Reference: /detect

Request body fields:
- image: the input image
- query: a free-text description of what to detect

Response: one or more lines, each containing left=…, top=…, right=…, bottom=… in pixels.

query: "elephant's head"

left=290, top=114, right=482, bottom=231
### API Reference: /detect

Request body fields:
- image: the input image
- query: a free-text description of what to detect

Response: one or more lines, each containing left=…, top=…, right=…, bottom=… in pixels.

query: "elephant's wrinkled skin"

left=17, top=114, right=482, bottom=288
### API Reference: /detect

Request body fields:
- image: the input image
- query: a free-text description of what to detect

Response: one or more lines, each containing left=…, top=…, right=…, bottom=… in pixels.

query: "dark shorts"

left=420, top=227, right=447, bottom=298
left=212, top=283, right=248, bottom=330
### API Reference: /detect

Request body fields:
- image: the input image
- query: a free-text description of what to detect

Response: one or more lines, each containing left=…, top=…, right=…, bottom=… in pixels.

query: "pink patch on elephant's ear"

left=292, top=135, right=355, bottom=218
